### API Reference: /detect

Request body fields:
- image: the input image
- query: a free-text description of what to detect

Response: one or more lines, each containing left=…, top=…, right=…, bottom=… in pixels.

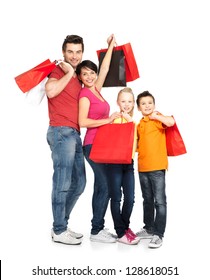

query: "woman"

left=76, top=34, right=121, bottom=243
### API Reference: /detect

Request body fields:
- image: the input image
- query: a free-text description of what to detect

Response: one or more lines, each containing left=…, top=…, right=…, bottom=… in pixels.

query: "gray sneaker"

left=90, top=229, right=117, bottom=243
left=136, top=228, right=153, bottom=239
left=52, top=230, right=82, bottom=245
left=148, top=235, right=163, bottom=248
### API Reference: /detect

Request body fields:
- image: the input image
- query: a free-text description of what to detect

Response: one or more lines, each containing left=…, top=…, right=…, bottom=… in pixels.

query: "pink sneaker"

left=118, top=231, right=139, bottom=245
left=127, top=228, right=138, bottom=239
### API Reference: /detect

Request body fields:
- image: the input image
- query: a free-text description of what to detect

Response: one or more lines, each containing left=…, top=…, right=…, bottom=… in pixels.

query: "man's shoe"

left=90, top=229, right=117, bottom=243
left=52, top=230, right=82, bottom=245
left=136, top=228, right=153, bottom=239
left=118, top=231, right=139, bottom=245
left=51, top=228, right=83, bottom=239
left=148, top=235, right=163, bottom=248
left=67, top=228, right=83, bottom=239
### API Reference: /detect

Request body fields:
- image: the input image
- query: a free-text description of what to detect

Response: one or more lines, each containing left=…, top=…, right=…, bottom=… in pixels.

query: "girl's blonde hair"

left=117, top=87, right=135, bottom=117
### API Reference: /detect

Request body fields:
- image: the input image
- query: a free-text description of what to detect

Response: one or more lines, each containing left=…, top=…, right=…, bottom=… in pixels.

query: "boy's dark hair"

left=136, top=90, right=155, bottom=106
left=62, top=35, right=84, bottom=52
left=75, top=60, right=98, bottom=76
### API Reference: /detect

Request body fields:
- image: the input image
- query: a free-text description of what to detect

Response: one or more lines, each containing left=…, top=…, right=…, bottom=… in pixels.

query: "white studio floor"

left=1, top=156, right=208, bottom=280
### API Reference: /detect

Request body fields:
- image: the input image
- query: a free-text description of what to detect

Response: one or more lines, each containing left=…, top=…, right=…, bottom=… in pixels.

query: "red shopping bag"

left=90, top=122, right=135, bottom=164
left=14, top=59, right=57, bottom=93
left=120, top=43, right=140, bottom=82
left=166, top=120, right=187, bottom=156
left=97, top=42, right=140, bottom=86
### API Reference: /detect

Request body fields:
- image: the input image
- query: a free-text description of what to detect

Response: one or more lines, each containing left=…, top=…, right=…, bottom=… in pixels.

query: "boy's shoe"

left=136, top=228, right=153, bottom=239
left=51, top=228, right=83, bottom=239
left=90, top=229, right=117, bottom=243
left=148, top=235, right=163, bottom=248
left=118, top=231, right=139, bottom=245
left=52, top=230, right=82, bottom=245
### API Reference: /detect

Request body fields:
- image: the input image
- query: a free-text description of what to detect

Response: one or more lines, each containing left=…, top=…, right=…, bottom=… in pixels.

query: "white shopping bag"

left=25, top=77, right=48, bottom=105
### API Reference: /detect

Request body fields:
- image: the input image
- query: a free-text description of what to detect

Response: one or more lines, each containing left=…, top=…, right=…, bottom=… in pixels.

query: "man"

left=45, top=35, right=86, bottom=245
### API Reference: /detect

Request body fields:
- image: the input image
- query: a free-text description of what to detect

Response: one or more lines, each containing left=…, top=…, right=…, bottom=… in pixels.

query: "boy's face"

left=138, top=96, right=155, bottom=116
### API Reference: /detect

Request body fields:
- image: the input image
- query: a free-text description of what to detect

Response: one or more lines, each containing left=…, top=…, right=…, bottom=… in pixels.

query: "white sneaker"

left=52, top=230, right=82, bottom=245
left=67, top=228, right=83, bottom=239
left=148, top=235, right=163, bottom=248
left=136, top=228, right=153, bottom=239
left=51, top=228, right=83, bottom=239
left=90, top=229, right=117, bottom=243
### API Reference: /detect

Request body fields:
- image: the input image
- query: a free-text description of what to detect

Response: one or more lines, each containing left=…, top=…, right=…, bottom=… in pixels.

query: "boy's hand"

left=149, top=111, right=159, bottom=120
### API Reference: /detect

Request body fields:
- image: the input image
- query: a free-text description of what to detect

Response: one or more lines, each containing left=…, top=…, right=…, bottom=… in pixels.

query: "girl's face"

left=117, top=91, right=135, bottom=114
left=79, top=67, right=97, bottom=87
left=138, top=96, right=155, bottom=116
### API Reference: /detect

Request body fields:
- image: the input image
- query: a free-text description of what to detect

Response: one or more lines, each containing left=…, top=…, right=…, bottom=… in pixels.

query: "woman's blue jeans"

left=47, top=126, right=86, bottom=234
left=139, top=170, right=167, bottom=238
left=107, top=162, right=135, bottom=238
left=83, top=144, right=109, bottom=235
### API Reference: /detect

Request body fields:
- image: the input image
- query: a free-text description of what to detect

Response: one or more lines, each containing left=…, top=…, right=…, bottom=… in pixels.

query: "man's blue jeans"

left=83, top=144, right=109, bottom=235
left=107, top=162, right=135, bottom=238
left=47, top=126, right=86, bottom=234
left=139, top=170, right=167, bottom=238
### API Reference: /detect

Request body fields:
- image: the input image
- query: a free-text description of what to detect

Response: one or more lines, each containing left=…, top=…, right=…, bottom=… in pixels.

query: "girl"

left=106, top=87, right=140, bottom=245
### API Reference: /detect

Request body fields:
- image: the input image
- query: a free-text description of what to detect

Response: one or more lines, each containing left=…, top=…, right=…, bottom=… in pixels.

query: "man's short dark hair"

left=62, top=35, right=84, bottom=52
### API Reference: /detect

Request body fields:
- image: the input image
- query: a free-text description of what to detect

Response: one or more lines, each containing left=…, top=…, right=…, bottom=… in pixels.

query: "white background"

left=0, top=0, right=209, bottom=279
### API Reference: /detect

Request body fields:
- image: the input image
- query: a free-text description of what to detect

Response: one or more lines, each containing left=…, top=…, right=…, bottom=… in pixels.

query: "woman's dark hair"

left=75, top=60, right=98, bottom=76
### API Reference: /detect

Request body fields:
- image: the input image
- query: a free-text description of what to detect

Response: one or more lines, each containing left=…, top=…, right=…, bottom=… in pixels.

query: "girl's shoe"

left=127, top=228, right=140, bottom=239
left=118, top=231, right=139, bottom=245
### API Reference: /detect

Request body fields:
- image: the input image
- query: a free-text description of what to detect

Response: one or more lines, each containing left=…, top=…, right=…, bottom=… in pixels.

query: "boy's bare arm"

left=149, top=111, right=175, bottom=127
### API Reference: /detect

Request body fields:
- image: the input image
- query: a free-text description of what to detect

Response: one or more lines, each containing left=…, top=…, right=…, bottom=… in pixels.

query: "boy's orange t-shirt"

left=137, top=116, right=168, bottom=172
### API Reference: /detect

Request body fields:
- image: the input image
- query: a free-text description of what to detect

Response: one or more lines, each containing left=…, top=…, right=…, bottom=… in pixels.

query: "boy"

left=136, top=91, right=175, bottom=248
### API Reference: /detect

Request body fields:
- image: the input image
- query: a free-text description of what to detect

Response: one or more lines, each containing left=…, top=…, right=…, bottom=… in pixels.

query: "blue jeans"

left=139, top=170, right=167, bottom=238
left=107, top=162, right=135, bottom=238
left=83, top=144, right=109, bottom=235
left=47, top=126, right=86, bottom=234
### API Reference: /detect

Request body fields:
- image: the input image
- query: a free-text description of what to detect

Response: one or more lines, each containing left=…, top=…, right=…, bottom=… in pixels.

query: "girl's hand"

left=121, top=112, right=133, bottom=122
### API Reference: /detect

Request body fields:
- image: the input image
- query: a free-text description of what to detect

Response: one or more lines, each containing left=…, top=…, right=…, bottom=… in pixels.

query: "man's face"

left=63, top=43, right=83, bottom=70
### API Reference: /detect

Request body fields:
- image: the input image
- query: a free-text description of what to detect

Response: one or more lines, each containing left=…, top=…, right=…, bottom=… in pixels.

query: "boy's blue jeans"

left=139, top=170, right=167, bottom=238
left=47, top=126, right=86, bottom=234
left=83, top=144, right=109, bottom=235
left=107, top=162, right=135, bottom=238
